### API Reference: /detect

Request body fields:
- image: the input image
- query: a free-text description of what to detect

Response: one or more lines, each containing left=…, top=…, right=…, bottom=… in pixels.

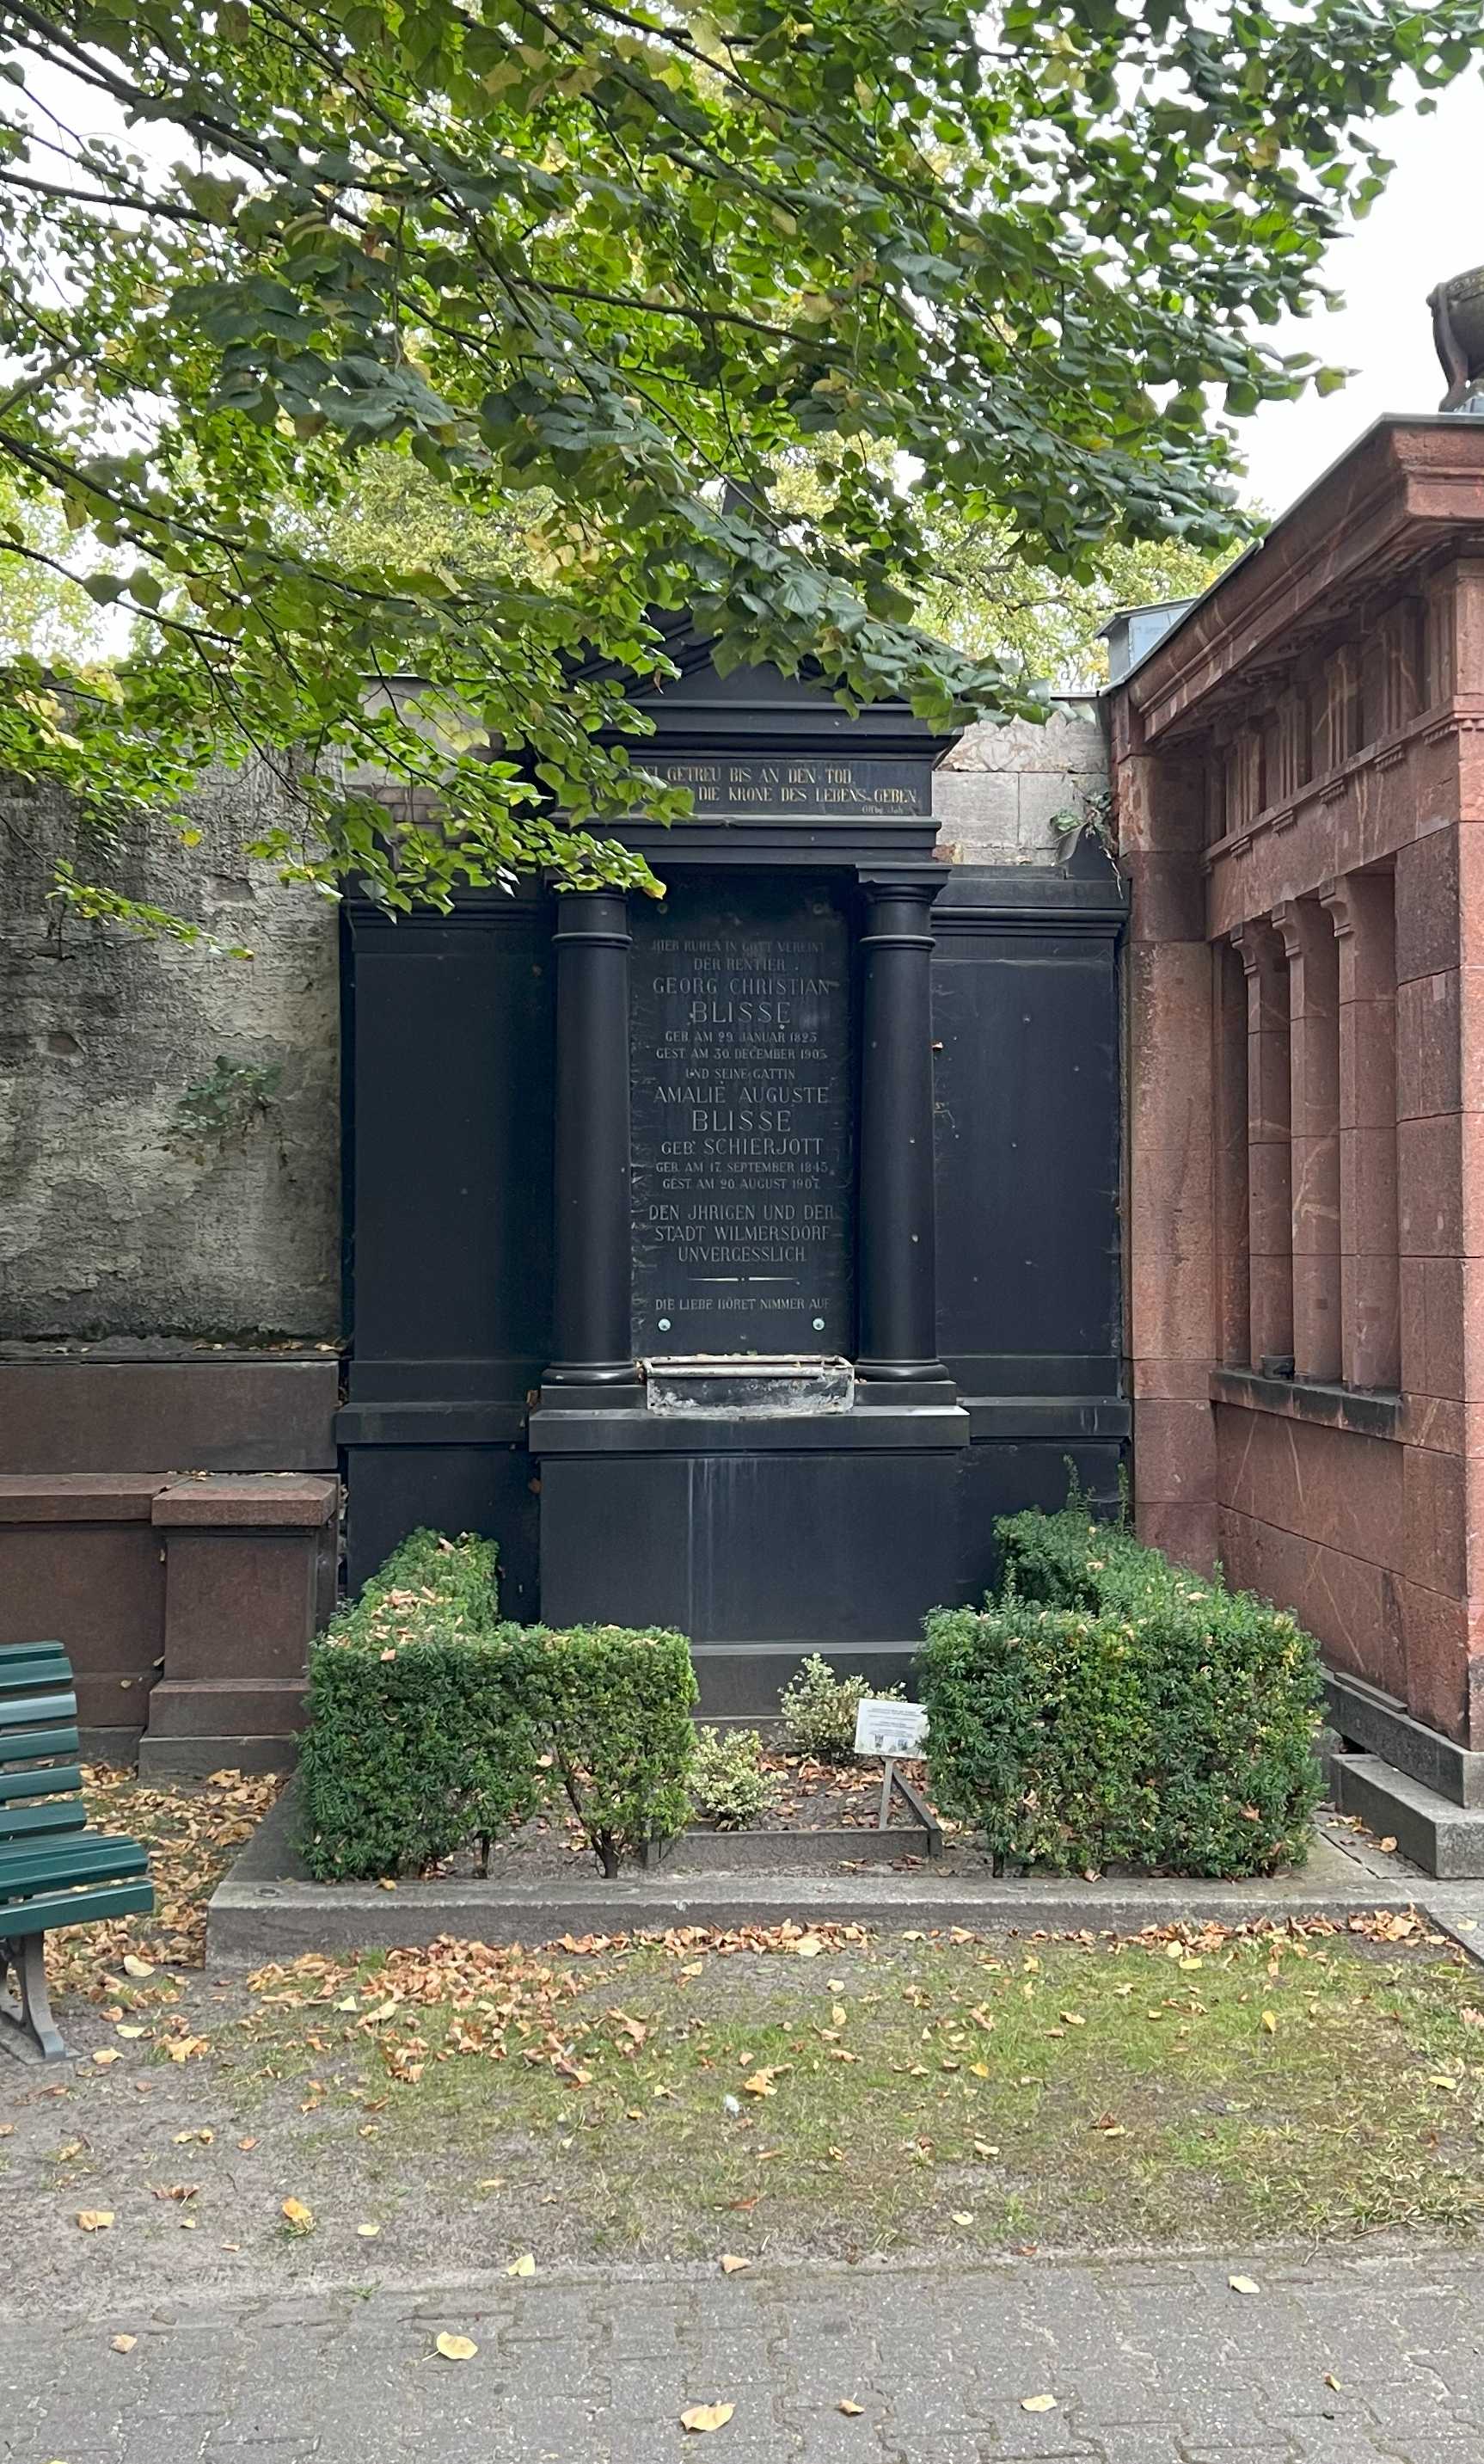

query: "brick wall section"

left=1112, top=418, right=1484, bottom=1748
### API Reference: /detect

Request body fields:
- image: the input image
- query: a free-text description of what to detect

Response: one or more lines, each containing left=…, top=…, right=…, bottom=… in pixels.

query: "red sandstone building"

left=1112, top=413, right=1484, bottom=1864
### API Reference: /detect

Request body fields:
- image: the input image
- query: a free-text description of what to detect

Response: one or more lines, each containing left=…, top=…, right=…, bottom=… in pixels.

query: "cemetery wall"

left=0, top=766, right=342, bottom=1348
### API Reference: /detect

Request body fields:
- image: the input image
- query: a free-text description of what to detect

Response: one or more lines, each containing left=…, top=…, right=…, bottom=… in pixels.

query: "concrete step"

left=1332, top=1752, right=1484, bottom=1879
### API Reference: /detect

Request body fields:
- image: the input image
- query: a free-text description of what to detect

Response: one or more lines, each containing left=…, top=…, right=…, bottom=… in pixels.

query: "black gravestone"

left=630, top=876, right=854, bottom=1356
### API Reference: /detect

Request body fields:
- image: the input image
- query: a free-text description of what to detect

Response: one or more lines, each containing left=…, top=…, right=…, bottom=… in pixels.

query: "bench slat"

left=0, top=1763, right=83, bottom=1807
left=0, top=1724, right=82, bottom=1767
left=0, top=1641, right=68, bottom=1671
left=0, top=1801, right=89, bottom=1843
left=0, top=1654, right=70, bottom=1690
left=0, top=1834, right=149, bottom=1895
left=0, top=1876, right=154, bottom=1937
left=0, top=1689, right=77, bottom=1731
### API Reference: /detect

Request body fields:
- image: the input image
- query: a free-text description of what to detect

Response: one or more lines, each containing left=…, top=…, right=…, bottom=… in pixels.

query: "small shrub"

left=299, top=1534, right=698, bottom=1881
left=689, top=1727, right=778, bottom=1828
left=779, top=1654, right=904, bottom=1762
left=513, top=1624, right=697, bottom=1875
left=298, top=1533, right=531, bottom=1882
left=921, top=1507, right=1324, bottom=1878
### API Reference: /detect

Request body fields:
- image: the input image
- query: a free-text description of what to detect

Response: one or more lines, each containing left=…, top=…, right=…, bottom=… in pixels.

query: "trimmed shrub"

left=779, top=1653, right=904, bottom=1763
left=690, top=1727, right=778, bottom=1828
left=921, top=1508, right=1323, bottom=1877
left=299, top=1536, right=698, bottom=1882
left=298, top=1533, right=530, bottom=1883
left=512, top=1624, right=697, bottom=1877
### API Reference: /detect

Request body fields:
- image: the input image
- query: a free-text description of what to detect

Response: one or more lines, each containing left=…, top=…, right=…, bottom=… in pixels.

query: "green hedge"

left=298, top=1534, right=696, bottom=1882
left=516, top=1623, right=696, bottom=1877
left=921, top=1506, right=1323, bottom=1877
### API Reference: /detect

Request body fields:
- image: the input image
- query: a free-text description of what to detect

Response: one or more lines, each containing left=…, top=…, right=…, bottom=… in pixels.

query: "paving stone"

left=8, top=2255, right=1484, bottom=2464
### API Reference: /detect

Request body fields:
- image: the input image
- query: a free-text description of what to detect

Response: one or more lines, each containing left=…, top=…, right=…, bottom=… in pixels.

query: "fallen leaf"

left=680, top=2403, right=735, bottom=2433
left=77, top=2211, right=114, bottom=2232
left=114, top=2025, right=147, bottom=2042
left=1428, top=2074, right=1461, bottom=2092
left=111, top=2335, right=138, bottom=2354
left=951, top=2211, right=974, bottom=2227
left=973, top=2141, right=1000, bottom=2158
left=1260, top=2011, right=1277, bottom=2034
left=91, top=2049, right=122, bottom=2068
left=1377, top=1835, right=1398, bottom=1853
left=174, top=2129, right=213, bottom=2146
left=506, top=2252, right=537, bottom=2277
left=280, top=2198, right=315, bottom=2233
left=1324, top=2374, right=1341, bottom=2392
left=122, top=1955, right=154, bottom=1980
left=794, top=1936, right=824, bottom=1958
left=434, top=2333, right=478, bottom=2362
left=1229, top=2275, right=1261, bottom=2296
left=356, top=2222, right=381, bottom=2239
left=236, top=2138, right=258, bottom=2153
left=837, top=2399, right=864, bottom=2416
left=719, top=2254, right=751, bottom=2275
left=1021, top=2394, right=1057, bottom=2412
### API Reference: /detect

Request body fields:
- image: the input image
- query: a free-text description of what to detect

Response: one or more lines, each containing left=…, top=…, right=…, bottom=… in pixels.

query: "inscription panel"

left=631, top=878, right=854, bottom=1356
left=648, top=753, right=929, bottom=817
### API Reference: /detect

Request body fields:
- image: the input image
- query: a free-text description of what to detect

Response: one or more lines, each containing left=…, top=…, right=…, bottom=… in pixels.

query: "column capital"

left=549, top=885, right=631, bottom=950
left=1272, top=895, right=1332, bottom=965
left=1230, top=915, right=1285, bottom=978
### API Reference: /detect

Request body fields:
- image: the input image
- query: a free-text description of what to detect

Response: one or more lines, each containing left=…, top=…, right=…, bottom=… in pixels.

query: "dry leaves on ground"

left=52, top=1767, right=284, bottom=1994
left=680, top=2404, right=735, bottom=2433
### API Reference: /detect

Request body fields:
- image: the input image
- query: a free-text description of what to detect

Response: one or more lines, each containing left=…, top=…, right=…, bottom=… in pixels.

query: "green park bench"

left=0, top=1641, right=153, bottom=2062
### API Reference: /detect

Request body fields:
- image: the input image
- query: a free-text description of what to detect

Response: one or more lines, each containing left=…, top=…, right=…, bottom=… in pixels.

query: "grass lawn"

left=224, top=1920, right=1484, bottom=2259
left=7, top=1769, right=1483, bottom=2303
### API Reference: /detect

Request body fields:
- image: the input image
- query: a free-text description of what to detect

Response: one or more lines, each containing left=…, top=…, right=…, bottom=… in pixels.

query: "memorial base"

left=530, top=1404, right=969, bottom=1705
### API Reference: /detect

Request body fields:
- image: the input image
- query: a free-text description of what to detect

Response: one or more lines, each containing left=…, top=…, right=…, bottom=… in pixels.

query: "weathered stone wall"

left=934, top=696, right=1107, bottom=866
left=0, top=765, right=341, bottom=1343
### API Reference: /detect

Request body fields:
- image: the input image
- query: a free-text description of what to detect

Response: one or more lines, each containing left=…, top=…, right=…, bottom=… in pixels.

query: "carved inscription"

left=650, top=755, right=929, bottom=816
left=630, top=880, right=853, bottom=1356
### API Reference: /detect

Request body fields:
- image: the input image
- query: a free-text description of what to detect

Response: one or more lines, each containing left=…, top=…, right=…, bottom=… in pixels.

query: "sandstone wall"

left=934, top=696, right=1107, bottom=867
left=0, top=766, right=341, bottom=1343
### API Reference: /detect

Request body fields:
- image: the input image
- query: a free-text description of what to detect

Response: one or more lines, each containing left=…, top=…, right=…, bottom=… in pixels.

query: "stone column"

left=1233, top=919, right=1293, bottom=1372
left=544, top=888, right=638, bottom=1396
left=855, top=875, right=953, bottom=1399
left=1119, top=739, right=1217, bottom=1571
left=1275, top=898, right=1342, bottom=1381
left=1321, top=873, right=1400, bottom=1389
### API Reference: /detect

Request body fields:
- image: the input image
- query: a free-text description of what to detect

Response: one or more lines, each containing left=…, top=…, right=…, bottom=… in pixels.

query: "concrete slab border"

left=205, top=1785, right=1479, bottom=1966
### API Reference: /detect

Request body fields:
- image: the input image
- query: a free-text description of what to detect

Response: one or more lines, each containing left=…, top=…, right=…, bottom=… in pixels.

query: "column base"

left=539, top=1365, right=645, bottom=1411
left=855, top=1361, right=957, bottom=1408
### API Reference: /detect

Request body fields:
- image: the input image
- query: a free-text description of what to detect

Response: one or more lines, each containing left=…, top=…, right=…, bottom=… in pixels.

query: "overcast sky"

left=1238, top=76, right=1484, bottom=516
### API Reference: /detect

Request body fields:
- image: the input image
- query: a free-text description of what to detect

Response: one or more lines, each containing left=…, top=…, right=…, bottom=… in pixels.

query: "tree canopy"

left=1, top=0, right=1480, bottom=931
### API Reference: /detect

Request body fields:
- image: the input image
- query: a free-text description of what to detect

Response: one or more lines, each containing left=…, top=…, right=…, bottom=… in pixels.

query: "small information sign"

left=853, top=1699, right=929, bottom=1758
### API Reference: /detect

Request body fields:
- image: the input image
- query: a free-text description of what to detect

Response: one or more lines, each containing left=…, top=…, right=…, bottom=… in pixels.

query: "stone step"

left=1331, top=1752, right=1484, bottom=1879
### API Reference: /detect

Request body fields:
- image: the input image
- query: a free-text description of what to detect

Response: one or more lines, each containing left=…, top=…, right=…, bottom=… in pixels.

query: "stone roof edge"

left=1108, top=414, right=1484, bottom=742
